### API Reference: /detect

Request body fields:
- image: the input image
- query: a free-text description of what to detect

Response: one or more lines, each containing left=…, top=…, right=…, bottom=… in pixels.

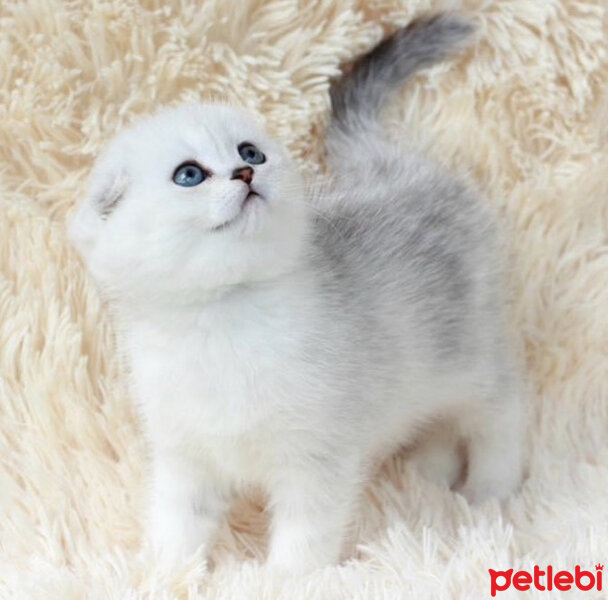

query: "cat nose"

left=231, top=166, right=254, bottom=185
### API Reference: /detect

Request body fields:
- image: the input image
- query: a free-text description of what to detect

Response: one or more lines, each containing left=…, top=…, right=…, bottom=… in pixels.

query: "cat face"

left=69, top=104, right=309, bottom=305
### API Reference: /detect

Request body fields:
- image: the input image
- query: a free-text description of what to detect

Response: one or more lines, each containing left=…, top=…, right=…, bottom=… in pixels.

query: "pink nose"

left=231, top=166, right=254, bottom=185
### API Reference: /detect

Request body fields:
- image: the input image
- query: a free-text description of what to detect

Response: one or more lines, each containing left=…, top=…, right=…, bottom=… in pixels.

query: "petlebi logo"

left=489, top=564, right=603, bottom=597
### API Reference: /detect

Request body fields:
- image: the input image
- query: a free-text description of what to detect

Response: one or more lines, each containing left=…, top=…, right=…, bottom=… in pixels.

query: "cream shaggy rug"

left=1, top=0, right=607, bottom=598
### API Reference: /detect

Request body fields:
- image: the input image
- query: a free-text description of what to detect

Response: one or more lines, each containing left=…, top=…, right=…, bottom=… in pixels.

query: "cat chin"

left=211, top=190, right=264, bottom=234
left=91, top=220, right=308, bottom=308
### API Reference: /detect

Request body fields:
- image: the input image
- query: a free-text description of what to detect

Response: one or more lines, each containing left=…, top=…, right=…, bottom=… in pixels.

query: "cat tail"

left=326, top=14, right=475, bottom=160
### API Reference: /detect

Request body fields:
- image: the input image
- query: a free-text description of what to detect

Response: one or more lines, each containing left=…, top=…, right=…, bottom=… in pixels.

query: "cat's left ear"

left=68, top=156, right=129, bottom=259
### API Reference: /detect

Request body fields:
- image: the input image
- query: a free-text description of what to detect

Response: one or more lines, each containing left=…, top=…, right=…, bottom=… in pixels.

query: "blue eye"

left=238, top=142, right=266, bottom=165
left=173, top=163, right=207, bottom=187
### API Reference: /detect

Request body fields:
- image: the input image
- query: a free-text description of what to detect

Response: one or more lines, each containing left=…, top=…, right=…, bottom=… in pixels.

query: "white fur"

left=69, top=103, right=525, bottom=574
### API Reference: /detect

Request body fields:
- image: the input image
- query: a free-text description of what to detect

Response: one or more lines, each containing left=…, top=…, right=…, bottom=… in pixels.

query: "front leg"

left=147, top=450, right=228, bottom=565
left=267, top=456, right=362, bottom=574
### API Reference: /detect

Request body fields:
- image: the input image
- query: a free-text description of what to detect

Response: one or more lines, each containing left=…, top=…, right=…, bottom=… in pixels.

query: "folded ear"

left=68, top=156, right=129, bottom=260
left=89, top=158, right=129, bottom=219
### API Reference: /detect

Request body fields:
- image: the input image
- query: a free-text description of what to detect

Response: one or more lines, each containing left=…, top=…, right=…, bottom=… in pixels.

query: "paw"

left=459, top=471, right=522, bottom=504
left=147, top=507, right=211, bottom=568
left=267, top=523, right=341, bottom=575
left=266, top=547, right=325, bottom=576
left=149, top=532, right=191, bottom=567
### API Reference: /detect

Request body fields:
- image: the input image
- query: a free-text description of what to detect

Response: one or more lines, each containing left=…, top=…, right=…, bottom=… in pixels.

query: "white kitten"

left=69, top=16, right=525, bottom=574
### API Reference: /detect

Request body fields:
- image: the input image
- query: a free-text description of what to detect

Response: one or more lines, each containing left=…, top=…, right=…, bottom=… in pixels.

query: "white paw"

left=266, top=548, right=324, bottom=576
left=460, top=470, right=522, bottom=504
left=267, top=522, right=341, bottom=575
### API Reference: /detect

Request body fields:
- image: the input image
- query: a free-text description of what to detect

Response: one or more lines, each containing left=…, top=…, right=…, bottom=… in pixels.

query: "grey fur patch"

left=308, top=14, right=500, bottom=368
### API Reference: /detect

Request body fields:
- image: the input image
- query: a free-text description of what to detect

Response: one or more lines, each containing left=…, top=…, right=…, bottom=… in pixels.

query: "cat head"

left=69, top=104, right=309, bottom=307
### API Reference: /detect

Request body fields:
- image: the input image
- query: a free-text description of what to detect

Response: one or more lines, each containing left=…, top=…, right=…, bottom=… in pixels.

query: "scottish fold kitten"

left=69, top=15, right=525, bottom=574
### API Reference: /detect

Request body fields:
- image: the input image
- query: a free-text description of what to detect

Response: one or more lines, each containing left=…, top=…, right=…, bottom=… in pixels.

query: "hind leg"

left=458, top=386, right=526, bottom=503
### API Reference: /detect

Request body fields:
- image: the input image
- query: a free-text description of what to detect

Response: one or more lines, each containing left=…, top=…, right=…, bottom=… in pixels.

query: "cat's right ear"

left=68, top=157, right=129, bottom=260
left=89, top=163, right=129, bottom=220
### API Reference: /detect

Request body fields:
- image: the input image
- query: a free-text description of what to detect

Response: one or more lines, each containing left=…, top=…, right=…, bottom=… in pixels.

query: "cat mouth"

left=211, top=191, right=262, bottom=232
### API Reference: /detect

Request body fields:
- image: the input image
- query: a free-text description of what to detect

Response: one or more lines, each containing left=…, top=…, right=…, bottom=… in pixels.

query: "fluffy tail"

left=327, top=15, right=475, bottom=151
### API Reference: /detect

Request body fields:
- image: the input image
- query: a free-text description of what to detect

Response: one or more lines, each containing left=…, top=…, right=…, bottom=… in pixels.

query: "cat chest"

left=128, top=322, right=300, bottom=439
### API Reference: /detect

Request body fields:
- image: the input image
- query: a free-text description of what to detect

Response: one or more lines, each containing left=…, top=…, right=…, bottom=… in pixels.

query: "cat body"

left=70, top=16, right=525, bottom=573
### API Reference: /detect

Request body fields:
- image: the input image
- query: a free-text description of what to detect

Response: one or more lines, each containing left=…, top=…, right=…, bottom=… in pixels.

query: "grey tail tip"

left=329, top=14, right=476, bottom=128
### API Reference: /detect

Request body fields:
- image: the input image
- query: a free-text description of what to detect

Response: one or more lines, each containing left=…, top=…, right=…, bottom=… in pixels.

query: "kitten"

left=69, top=15, right=525, bottom=574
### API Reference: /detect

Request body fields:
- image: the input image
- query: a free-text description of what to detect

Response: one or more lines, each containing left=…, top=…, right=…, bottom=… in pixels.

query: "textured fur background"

left=1, top=0, right=607, bottom=598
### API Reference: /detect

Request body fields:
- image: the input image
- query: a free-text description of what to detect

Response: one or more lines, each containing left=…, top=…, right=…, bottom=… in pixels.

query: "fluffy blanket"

left=1, top=0, right=607, bottom=598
